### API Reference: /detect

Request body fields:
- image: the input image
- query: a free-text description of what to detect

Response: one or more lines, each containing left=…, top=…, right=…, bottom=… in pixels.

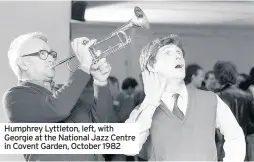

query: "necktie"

left=172, top=93, right=184, bottom=120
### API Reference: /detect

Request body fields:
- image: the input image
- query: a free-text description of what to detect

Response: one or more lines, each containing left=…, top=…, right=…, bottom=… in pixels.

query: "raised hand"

left=90, top=58, right=112, bottom=86
left=142, top=70, right=166, bottom=106
left=71, top=37, right=96, bottom=73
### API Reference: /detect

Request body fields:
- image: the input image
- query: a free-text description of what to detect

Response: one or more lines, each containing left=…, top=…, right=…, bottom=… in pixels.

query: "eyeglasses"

left=21, top=50, right=57, bottom=61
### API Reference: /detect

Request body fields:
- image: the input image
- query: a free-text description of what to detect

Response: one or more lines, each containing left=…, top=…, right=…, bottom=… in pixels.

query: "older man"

left=3, top=32, right=113, bottom=161
left=125, top=34, right=245, bottom=161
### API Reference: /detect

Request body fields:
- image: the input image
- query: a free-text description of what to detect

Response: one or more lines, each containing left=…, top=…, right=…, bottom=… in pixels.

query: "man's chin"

left=45, top=72, right=55, bottom=80
left=174, top=73, right=185, bottom=80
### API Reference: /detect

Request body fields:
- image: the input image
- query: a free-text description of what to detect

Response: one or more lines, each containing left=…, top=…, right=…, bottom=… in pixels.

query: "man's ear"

left=147, top=64, right=157, bottom=72
left=17, top=58, right=28, bottom=71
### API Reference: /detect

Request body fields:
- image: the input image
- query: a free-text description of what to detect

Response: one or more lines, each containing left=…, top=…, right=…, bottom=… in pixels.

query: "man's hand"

left=142, top=70, right=166, bottom=106
left=71, top=37, right=96, bottom=74
left=90, top=58, right=112, bottom=86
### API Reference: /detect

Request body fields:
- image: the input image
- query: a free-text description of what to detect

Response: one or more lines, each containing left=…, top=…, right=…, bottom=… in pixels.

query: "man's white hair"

left=7, top=32, right=48, bottom=80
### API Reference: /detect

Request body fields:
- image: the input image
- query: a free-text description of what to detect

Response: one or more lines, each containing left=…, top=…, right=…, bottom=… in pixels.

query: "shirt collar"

left=18, top=80, right=54, bottom=92
left=163, top=84, right=188, bottom=99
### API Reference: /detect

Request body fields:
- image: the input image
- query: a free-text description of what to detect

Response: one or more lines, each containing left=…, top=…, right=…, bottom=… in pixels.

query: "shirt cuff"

left=78, top=66, right=90, bottom=75
left=142, top=98, right=161, bottom=109
left=93, top=79, right=108, bottom=87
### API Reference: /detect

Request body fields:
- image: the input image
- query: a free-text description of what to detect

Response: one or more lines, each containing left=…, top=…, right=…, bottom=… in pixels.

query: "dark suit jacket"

left=217, top=85, right=253, bottom=135
left=3, top=69, right=113, bottom=161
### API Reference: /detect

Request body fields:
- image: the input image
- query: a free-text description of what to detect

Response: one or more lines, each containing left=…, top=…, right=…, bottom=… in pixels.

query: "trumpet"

left=51, top=6, right=150, bottom=72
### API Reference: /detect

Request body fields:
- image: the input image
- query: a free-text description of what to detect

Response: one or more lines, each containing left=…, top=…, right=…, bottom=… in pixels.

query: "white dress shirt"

left=125, top=85, right=246, bottom=162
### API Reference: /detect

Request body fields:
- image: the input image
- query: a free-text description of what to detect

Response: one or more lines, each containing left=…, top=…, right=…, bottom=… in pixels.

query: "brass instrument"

left=51, top=6, right=150, bottom=72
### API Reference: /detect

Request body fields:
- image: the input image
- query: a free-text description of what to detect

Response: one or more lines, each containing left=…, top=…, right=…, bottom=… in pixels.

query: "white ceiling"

left=83, top=1, right=254, bottom=26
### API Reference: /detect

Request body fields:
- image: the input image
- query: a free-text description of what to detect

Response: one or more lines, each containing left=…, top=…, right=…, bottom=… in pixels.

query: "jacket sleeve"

left=215, top=94, right=246, bottom=162
left=3, top=69, right=91, bottom=123
left=114, top=93, right=137, bottom=123
left=92, top=84, right=115, bottom=123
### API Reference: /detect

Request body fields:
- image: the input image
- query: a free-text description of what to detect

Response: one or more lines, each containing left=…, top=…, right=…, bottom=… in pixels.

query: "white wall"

left=71, top=22, right=254, bottom=88
left=0, top=1, right=71, bottom=161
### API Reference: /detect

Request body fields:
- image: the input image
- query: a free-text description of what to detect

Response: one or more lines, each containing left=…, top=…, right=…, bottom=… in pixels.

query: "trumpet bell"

left=133, top=6, right=150, bottom=30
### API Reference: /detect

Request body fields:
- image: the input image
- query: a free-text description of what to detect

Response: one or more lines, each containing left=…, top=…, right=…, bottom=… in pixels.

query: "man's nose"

left=176, top=55, right=181, bottom=60
left=47, top=55, right=55, bottom=62
left=47, top=56, right=56, bottom=66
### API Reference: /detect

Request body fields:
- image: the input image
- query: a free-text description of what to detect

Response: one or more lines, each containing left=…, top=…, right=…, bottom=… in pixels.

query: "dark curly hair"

left=108, top=76, right=119, bottom=85
left=184, top=64, right=203, bottom=84
left=213, top=61, right=238, bottom=86
left=121, top=77, right=138, bottom=90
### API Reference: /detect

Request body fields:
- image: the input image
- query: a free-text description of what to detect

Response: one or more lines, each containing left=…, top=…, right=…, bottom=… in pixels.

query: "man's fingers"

left=99, top=62, right=110, bottom=70
left=85, top=39, right=97, bottom=48
left=100, top=68, right=111, bottom=75
left=71, top=39, right=78, bottom=52
left=141, top=71, right=146, bottom=82
left=158, top=74, right=166, bottom=89
left=142, top=70, right=149, bottom=83
left=81, top=37, right=90, bottom=45
left=91, top=58, right=106, bottom=69
left=71, top=42, right=74, bottom=50
left=94, top=50, right=101, bottom=57
left=99, top=63, right=111, bottom=73
left=154, top=72, right=159, bottom=84
left=144, top=70, right=150, bottom=79
left=72, top=37, right=88, bottom=46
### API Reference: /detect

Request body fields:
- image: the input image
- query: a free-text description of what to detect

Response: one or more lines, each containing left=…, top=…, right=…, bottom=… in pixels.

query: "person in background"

left=202, top=71, right=219, bottom=91
left=236, top=73, right=249, bottom=88
left=3, top=32, right=113, bottom=161
left=213, top=61, right=253, bottom=161
left=246, top=67, right=254, bottom=97
left=112, top=77, right=138, bottom=161
left=115, top=77, right=138, bottom=123
left=244, top=67, right=254, bottom=161
left=184, top=64, right=205, bottom=89
left=108, top=76, right=120, bottom=107
left=125, top=34, right=245, bottom=161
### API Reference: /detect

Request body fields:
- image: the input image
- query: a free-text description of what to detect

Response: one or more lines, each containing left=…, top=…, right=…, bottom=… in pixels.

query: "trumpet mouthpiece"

left=50, top=65, right=56, bottom=69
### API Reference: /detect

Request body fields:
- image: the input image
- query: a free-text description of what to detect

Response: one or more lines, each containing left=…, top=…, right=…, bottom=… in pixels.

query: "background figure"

left=115, top=77, right=139, bottom=123
left=247, top=67, right=254, bottom=97
left=184, top=64, right=205, bottom=89
left=244, top=67, right=254, bottom=161
left=202, top=71, right=219, bottom=91
left=111, top=77, right=138, bottom=161
left=108, top=76, right=120, bottom=100
left=106, top=76, right=138, bottom=124
left=108, top=76, right=120, bottom=107
left=237, top=73, right=249, bottom=88
left=213, top=61, right=253, bottom=161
